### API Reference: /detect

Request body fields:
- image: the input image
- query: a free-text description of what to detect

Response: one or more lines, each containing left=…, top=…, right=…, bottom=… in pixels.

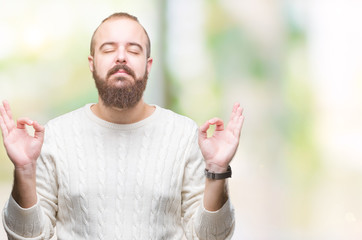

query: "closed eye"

left=103, top=48, right=115, bottom=53
left=99, top=42, right=117, bottom=53
left=127, top=43, right=142, bottom=55
left=128, top=49, right=141, bottom=54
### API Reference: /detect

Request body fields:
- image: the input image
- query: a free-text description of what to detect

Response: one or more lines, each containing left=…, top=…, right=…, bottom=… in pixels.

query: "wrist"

left=205, top=165, right=232, bottom=180
left=14, top=162, right=37, bottom=178
left=205, top=162, right=229, bottom=173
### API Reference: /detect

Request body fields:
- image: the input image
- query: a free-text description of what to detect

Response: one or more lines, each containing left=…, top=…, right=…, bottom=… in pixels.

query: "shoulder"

left=156, top=106, right=199, bottom=134
left=44, top=104, right=90, bottom=131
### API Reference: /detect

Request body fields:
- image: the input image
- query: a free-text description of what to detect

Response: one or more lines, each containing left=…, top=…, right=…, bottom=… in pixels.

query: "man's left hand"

left=198, top=103, right=244, bottom=173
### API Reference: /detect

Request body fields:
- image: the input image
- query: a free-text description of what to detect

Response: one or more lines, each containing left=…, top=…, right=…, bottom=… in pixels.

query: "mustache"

left=107, top=64, right=136, bottom=79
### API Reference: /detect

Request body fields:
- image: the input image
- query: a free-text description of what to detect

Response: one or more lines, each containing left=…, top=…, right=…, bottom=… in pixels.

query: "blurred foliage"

left=159, top=0, right=183, bottom=114
left=206, top=3, right=269, bottom=82
left=280, top=3, right=321, bottom=228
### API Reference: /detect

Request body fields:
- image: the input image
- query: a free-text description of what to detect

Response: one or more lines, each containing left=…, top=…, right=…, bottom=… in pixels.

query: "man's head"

left=90, top=12, right=151, bottom=58
left=88, top=12, right=153, bottom=109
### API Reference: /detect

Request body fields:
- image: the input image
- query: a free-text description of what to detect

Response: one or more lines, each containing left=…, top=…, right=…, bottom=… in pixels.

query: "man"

left=0, top=12, right=244, bottom=239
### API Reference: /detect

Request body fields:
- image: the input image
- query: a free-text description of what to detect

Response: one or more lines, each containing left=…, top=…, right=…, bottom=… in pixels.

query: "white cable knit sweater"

left=2, top=104, right=235, bottom=240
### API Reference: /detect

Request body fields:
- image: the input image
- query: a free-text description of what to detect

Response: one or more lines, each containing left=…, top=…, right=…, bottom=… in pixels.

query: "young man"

left=0, top=12, right=244, bottom=239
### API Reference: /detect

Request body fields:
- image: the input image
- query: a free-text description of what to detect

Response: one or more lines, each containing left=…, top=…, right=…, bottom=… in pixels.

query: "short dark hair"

left=90, top=12, right=151, bottom=58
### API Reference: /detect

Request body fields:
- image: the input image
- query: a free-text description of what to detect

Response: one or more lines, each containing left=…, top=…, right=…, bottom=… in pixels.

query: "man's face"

left=88, top=18, right=153, bottom=109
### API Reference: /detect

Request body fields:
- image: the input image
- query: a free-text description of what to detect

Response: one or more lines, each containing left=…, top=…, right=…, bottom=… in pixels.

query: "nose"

left=115, top=48, right=127, bottom=64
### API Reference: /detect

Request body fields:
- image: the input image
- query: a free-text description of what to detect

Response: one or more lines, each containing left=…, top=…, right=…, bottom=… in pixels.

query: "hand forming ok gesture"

left=0, top=101, right=45, bottom=168
left=198, top=103, right=244, bottom=173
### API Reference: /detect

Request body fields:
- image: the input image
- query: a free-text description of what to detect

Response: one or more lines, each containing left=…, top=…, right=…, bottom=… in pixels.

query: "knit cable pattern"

left=132, top=126, right=151, bottom=239
left=73, top=115, right=89, bottom=238
left=115, top=132, right=128, bottom=239
left=95, top=127, right=106, bottom=239
left=56, top=119, right=76, bottom=239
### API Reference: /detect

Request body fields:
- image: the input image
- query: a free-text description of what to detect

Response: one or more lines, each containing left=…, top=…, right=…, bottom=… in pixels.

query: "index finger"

left=208, top=118, right=224, bottom=131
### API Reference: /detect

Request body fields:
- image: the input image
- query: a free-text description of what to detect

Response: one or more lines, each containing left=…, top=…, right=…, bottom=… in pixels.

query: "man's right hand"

left=0, top=100, right=44, bottom=167
left=0, top=100, right=45, bottom=208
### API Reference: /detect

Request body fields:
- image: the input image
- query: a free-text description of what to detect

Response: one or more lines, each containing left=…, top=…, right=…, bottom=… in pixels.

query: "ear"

left=146, top=57, right=153, bottom=75
left=88, top=55, right=94, bottom=72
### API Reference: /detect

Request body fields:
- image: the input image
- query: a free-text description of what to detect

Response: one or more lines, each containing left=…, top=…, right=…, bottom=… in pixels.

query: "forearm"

left=12, top=162, right=38, bottom=208
left=203, top=178, right=228, bottom=211
left=4, top=152, right=58, bottom=239
left=194, top=180, right=235, bottom=240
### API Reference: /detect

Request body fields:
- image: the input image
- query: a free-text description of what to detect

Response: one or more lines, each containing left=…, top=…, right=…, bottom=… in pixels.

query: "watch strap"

left=204, top=165, right=232, bottom=180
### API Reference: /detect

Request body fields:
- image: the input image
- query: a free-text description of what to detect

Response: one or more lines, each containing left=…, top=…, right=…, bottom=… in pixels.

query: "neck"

left=91, top=98, right=155, bottom=124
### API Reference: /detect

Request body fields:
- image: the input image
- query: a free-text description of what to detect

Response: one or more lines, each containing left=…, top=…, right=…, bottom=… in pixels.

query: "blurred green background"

left=1, top=0, right=362, bottom=239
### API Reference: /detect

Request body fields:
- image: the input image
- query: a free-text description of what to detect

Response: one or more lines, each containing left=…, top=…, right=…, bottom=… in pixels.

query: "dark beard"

left=93, top=64, right=148, bottom=109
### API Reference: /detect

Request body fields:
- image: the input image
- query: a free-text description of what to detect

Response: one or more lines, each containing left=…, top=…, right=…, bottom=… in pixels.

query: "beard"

left=93, top=64, right=148, bottom=109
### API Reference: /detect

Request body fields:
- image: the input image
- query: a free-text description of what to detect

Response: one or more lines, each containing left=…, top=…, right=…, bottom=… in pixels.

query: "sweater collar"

left=84, top=103, right=161, bottom=130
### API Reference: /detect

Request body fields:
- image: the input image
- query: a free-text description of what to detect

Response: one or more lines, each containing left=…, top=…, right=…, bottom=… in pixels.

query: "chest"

left=54, top=127, right=188, bottom=217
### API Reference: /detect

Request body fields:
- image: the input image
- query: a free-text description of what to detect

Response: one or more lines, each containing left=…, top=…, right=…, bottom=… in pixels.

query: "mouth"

left=107, top=64, right=135, bottom=79
left=113, top=70, right=129, bottom=76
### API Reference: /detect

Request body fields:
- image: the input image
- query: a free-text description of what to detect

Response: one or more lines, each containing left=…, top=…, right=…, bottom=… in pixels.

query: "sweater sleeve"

left=2, top=125, right=58, bottom=240
left=181, top=127, right=235, bottom=240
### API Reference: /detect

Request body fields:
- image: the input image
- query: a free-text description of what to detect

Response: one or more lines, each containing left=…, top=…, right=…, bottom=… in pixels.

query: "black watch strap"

left=204, top=165, right=232, bottom=180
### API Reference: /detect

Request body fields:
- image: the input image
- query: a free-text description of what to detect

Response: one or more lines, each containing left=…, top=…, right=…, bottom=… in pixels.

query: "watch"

left=204, top=165, right=232, bottom=180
